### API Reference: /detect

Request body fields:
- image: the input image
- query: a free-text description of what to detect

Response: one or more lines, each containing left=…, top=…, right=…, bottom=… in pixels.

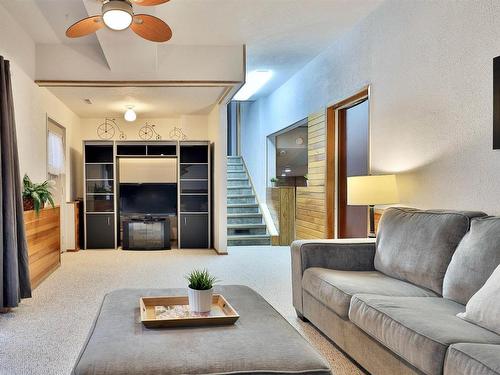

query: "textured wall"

left=242, top=0, right=500, bottom=215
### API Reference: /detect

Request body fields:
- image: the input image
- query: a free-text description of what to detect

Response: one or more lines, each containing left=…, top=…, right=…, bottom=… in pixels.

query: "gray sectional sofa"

left=292, top=207, right=500, bottom=375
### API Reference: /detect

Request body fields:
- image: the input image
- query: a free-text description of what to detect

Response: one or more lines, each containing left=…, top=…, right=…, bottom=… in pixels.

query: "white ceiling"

left=2, top=0, right=382, bottom=112
left=48, top=86, right=227, bottom=118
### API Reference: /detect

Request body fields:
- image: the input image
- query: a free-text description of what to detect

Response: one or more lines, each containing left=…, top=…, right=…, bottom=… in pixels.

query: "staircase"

left=227, top=156, right=271, bottom=246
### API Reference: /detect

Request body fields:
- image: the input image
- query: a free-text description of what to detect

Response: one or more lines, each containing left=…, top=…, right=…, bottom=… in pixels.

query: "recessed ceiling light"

left=233, top=70, right=273, bottom=101
left=84, top=98, right=93, bottom=105
left=124, top=106, right=136, bottom=122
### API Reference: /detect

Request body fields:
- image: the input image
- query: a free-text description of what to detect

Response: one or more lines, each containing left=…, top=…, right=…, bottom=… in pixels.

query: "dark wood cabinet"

left=180, top=214, right=209, bottom=248
left=86, top=214, right=115, bottom=249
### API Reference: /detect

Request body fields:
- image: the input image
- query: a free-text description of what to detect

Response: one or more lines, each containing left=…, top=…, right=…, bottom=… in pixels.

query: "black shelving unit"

left=84, top=142, right=116, bottom=249
left=178, top=142, right=211, bottom=249
left=83, top=140, right=211, bottom=250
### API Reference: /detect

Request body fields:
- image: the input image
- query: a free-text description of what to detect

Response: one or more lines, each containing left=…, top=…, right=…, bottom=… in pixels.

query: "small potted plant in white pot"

left=186, top=269, right=218, bottom=313
left=270, top=177, right=278, bottom=187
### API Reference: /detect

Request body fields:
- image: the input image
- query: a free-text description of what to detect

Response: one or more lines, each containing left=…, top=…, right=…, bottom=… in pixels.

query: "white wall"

left=242, top=0, right=500, bottom=215
left=1, top=2, right=82, bottom=253
left=79, top=115, right=209, bottom=143
left=1, top=2, right=81, bottom=201
left=208, top=105, right=228, bottom=254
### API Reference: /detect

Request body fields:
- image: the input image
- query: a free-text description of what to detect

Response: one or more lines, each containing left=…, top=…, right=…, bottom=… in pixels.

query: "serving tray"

left=140, top=294, right=240, bottom=328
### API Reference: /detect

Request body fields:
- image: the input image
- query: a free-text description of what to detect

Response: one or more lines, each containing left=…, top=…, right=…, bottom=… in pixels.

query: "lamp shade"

left=347, top=175, right=399, bottom=205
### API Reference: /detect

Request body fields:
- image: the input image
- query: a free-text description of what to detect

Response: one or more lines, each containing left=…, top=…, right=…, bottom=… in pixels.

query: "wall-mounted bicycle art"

left=97, top=118, right=126, bottom=140
left=169, top=127, right=187, bottom=141
left=139, top=122, right=162, bottom=140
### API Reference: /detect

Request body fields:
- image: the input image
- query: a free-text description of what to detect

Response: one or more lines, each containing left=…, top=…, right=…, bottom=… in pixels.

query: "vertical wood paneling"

left=24, top=207, right=61, bottom=289
left=279, top=187, right=296, bottom=245
left=296, top=111, right=328, bottom=239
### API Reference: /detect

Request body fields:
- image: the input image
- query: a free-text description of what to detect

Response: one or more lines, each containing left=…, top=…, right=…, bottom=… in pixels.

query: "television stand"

left=122, top=217, right=171, bottom=250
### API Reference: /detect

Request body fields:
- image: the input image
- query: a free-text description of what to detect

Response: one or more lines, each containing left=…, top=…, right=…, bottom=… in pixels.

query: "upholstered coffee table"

left=72, top=285, right=331, bottom=375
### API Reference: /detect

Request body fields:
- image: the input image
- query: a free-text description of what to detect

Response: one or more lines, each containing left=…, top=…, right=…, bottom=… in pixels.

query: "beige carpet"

left=0, top=246, right=363, bottom=375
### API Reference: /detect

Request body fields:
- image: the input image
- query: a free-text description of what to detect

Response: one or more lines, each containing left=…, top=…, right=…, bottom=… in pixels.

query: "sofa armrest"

left=291, top=239, right=376, bottom=314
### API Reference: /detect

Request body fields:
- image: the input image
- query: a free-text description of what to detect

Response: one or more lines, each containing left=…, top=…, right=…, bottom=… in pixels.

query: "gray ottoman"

left=73, top=285, right=331, bottom=375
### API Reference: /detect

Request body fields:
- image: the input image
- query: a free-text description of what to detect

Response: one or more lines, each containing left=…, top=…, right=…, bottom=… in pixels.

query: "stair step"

left=227, top=234, right=271, bottom=246
left=228, top=164, right=244, bottom=171
left=228, top=223, right=267, bottom=236
left=227, top=181, right=250, bottom=187
left=227, top=203, right=259, bottom=208
left=227, top=187, right=253, bottom=195
left=227, top=172, right=247, bottom=178
left=227, top=213, right=263, bottom=224
left=227, top=196, right=256, bottom=204
left=227, top=193, right=255, bottom=198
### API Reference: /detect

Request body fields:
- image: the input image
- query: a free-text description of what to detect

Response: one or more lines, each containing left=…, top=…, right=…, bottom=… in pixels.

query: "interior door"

left=338, top=99, right=369, bottom=238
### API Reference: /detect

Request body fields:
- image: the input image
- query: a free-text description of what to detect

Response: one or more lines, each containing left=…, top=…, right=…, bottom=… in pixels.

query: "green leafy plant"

left=270, top=177, right=278, bottom=183
left=303, top=174, right=309, bottom=180
left=186, top=269, right=218, bottom=290
left=22, top=174, right=55, bottom=215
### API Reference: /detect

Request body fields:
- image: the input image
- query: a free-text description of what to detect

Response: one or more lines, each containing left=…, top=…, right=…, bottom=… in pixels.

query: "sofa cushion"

left=458, top=264, right=500, bottom=335
left=375, top=207, right=485, bottom=294
left=444, top=343, right=500, bottom=375
left=443, top=217, right=500, bottom=304
left=302, top=268, right=437, bottom=319
left=349, top=295, right=500, bottom=375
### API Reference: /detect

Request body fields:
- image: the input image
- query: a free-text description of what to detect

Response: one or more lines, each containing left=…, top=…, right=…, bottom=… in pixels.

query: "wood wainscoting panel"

left=24, top=207, right=61, bottom=289
left=296, top=111, right=328, bottom=240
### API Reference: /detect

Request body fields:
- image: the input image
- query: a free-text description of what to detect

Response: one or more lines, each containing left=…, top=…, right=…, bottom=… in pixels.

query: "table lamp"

left=347, top=174, right=399, bottom=237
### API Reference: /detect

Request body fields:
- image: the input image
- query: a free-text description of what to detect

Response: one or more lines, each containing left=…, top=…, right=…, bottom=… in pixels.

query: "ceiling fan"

left=66, top=0, right=172, bottom=42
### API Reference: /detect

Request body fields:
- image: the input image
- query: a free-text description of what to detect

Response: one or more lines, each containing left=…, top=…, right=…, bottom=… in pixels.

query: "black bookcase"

left=178, top=142, right=211, bottom=249
left=84, top=142, right=116, bottom=249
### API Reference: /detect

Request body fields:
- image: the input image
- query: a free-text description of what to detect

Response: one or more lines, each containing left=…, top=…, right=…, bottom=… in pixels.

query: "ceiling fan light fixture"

left=102, top=0, right=133, bottom=31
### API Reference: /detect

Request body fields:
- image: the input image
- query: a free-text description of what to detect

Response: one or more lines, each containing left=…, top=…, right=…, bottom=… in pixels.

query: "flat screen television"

left=120, top=183, right=177, bottom=215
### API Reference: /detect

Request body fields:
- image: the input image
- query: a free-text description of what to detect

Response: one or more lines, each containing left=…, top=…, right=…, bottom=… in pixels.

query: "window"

left=47, top=130, right=65, bottom=175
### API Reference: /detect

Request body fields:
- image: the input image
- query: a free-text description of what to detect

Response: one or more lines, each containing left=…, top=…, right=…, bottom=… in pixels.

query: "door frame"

left=326, top=86, right=370, bottom=238
left=46, top=116, right=67, bottom=250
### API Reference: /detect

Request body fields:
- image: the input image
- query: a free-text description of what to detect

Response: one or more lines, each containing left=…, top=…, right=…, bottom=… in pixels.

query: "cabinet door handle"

left=184, top=217, right=187, bottom=225
left=107, top=217, right=111, bottom=226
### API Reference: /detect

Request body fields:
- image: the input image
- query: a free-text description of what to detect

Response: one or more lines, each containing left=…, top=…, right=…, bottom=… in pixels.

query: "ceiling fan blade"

left=131, top=0, right=170, bottom=6
left=131, top=14, right=172, bottom=42
left=66, top=16, right=104, bottom=38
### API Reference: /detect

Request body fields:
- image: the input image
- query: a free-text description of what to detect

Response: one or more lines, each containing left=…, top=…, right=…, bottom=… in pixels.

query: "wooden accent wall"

left=295, top=111, right=328, bottom=239
left=267, top=187, right=296, bottom=245
left=24, top=207, right=61, bottom=289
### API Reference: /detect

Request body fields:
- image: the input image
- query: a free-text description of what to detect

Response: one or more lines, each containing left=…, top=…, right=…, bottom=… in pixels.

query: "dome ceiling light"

left=124, top=106, right=137, bottom=122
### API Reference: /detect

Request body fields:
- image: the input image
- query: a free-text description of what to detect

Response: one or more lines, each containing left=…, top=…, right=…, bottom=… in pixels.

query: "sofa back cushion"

left=443, top=217, right=500, bottom=304
left=375, top=207, right=485, bottom=294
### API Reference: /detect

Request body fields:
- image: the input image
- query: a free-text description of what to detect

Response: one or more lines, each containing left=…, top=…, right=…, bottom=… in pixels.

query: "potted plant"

left=186, top=269, right=218, bottom=313
left=22, top=174, right=55, bottom=215
left=304, top=174, right=309, bottom=187
left=270, top=177, right=278, bottom=187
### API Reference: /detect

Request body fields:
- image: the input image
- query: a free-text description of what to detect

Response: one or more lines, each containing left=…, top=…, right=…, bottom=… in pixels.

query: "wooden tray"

left=140, top=294, right=240, bottom=328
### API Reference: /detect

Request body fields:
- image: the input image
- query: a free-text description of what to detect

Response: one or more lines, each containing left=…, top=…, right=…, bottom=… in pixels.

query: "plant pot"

left=23, top=197, right=34, bottom=211
left=187, top=287, right=213, bottom=313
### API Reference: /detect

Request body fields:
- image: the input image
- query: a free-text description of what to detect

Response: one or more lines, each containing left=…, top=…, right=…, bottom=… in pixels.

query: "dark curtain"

left=0, top=56, right=31, bottom=308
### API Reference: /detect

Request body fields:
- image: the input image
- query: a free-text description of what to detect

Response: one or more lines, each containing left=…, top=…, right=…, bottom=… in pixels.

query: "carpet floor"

left=0, top=246, right=363, bottom=375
